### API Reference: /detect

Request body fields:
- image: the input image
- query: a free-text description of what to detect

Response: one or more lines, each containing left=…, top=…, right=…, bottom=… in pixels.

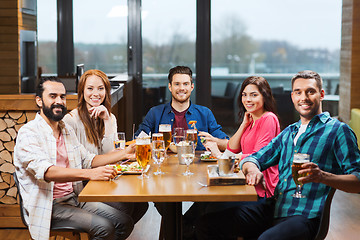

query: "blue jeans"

left=195, top=197, right=320, bottom=240
left=52, top=193, right=134, bottom=240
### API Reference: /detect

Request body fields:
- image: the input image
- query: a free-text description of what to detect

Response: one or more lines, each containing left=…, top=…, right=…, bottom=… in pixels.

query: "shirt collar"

left=291, top=112, right=330, bottom=130
left=167, top=101, right=194, bottom=114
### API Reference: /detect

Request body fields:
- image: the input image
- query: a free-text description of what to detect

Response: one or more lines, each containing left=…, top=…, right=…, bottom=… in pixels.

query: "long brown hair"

left=237, top=76, right=279, bottom=121
left=77, top=69, right=111, bottom=147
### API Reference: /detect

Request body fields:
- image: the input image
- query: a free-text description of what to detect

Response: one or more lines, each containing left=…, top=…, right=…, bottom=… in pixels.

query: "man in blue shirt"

left=135, top=66, right=229, bottom=150
left=195, top=70, right=360, bottom=240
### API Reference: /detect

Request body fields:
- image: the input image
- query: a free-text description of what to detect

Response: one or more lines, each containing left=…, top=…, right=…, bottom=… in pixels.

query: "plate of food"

left=200, top=151, right=218, bottom=162
left=109, top=162, right=149, bottom=175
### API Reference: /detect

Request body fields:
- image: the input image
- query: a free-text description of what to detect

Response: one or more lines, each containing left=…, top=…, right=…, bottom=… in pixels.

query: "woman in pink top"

left=207, top=76, right=280, bottom=198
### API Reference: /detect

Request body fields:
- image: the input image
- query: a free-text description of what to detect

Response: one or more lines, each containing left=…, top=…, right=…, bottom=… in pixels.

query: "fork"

left=197, top=181, right=209, bottom=187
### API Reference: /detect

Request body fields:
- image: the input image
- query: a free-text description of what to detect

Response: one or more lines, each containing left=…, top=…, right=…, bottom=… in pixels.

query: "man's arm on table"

left=45, top=144, right=136, bottom=182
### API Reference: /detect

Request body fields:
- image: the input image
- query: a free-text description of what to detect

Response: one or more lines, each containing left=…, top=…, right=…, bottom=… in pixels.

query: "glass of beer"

left=152, top=140, right=166, bottom=175
left=159, top=124, right=172, bottom=151
left=114, top=132, right=126, bottom=150
left=136, top=137, right=151, bottom=179
left=173, top=127, right=185, bottom=145
left=186, top=129, right=198, bottom=149
left=152, top=133, right=164, bottom=141
left=291, top=153, right=310, bottom=198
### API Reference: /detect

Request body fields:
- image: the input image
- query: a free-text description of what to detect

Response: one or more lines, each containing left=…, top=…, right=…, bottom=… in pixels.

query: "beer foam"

left=159, top=124, right=171, bottom=132
left=136, top=138, right=150, bottom=145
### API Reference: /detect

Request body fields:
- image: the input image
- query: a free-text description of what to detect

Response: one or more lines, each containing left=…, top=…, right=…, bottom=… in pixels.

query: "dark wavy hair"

left=237, top=76, right=278, bottom=120
left=76, top=69, right=111, bottom=147
left=291, top=70, right=323, bottom=91
left=168, top=66, right=193, bottom=84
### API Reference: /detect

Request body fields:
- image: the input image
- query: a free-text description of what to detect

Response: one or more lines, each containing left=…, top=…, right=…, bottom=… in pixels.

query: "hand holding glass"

left=182, top=141, right=195, bottom=176
left=152, top=140, right=165, bottom=175
left=291, top=153, right=310, bottom=198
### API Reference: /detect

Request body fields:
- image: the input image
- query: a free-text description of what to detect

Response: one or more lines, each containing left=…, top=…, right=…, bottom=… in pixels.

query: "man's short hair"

left=36, top=76, right=65, bottom=98
left=291, top=70, right=323, bottom=91
left=168, top=66, right=193, bottom=84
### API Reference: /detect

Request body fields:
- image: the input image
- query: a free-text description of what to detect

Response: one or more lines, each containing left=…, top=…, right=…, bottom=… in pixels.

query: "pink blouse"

left=228, top=111, right=280, bottom=197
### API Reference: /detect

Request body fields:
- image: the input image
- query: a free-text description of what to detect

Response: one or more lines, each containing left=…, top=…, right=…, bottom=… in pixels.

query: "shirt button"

left=284, top=179, right=287, bottom=182
left=294, top=150, right=297, bottom=153
left=279, top=192, right=282, bottom=195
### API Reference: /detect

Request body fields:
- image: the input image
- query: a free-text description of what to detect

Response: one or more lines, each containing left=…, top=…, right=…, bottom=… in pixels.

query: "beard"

left=42, top=103, right=67, bottom=122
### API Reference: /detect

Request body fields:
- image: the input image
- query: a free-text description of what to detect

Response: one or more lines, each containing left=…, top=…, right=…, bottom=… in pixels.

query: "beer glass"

left=159, top=124, right=172, bottom=151
left=186, top=129, right=198, bottom=149
left=114, top=132, right=126, bottom=150
left=292, top=153, right=310, bottom=198
left=136, top=137, right=151, bottom=179
left=152, top=140, right=165, bottom=175
left=173, top=127, right=185, bottom=145
left=182, top=141, right=195, bottom=176
left=152, top=133, right=164, bottom=141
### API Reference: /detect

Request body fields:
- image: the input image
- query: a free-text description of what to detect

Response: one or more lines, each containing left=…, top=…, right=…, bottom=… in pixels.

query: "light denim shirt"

left=135, top=102, right=229, bottom=150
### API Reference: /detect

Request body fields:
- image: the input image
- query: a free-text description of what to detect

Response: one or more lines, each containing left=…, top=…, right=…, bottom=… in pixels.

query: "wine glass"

left=152, top=140, right=165, bottom=175
left=136, top=137, right=151, bottom=179
left=182, top=141, right=195, bottom=176
left=291, top=153, right=310, bottom=198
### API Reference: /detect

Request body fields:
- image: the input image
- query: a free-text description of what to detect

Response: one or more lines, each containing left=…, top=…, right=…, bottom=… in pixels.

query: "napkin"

left=137, top=131, right=151, bottom=138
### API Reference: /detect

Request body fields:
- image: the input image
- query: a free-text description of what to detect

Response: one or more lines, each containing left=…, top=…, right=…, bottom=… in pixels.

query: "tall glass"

left=173, top=127, right=185, bottom=145
left=114, top=132, right=126, bottom=150
left=136, top=137, right=151, bottom=179
left=152, top=140, right=165, bottom=175
left=186, top=129, right=198, bottom=149
left=292, top=153, right=310, bottom=198
left=152, top=133, right=164, bottom=141
left=159, top=124, right=172, bottom=151
left=182, top=141, right=195, bottom=176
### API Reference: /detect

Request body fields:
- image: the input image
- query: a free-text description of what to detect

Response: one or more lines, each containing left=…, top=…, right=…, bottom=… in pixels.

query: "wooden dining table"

left=78, top=152, right=257, bottom=240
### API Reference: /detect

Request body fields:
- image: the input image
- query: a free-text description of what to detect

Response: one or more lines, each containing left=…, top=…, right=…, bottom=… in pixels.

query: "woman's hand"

left=125, top=143, right=136, bottom=160
left=89, top=105, right=110, bottom=121
left=241, top=112, right=253, bottom=128
left=198, top=131, right=217, bottom=143
left=203, top=141, right=222, bottom=158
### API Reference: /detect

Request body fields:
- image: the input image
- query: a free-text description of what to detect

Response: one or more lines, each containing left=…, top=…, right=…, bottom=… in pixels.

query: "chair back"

left=224, top=82, right=240, bottom=98
left=13, top=172, right=28, bottom=227
left=314, top=187, right=336, bottom=240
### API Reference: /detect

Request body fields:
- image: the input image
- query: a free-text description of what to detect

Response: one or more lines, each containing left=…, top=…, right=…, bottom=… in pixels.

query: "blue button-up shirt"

left=135, top=102, right=229, bottom=150
left=241, top=112, right=360, bottom=219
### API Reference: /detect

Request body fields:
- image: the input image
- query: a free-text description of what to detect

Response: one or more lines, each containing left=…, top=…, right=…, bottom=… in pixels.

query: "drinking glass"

left=114, top=132, right=126, bottom=150
left=136, top=137, right=151, bottom=179
left=159, top=124, right=172, bottom=151
left=152, top=133, right=164, bottom=141
left=182, top=141, right=195, bottom=176
left=152, top=140, right=165, bottom=175
left=173, top=127, right=185, bottom=145
left=291, top=153, right=310, bottom=198
left=186, top=129, right=198, bottom=149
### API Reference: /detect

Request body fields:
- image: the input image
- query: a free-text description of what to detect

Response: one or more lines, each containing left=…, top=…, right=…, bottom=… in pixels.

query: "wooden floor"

left=1, top=191, right=359, bottom=240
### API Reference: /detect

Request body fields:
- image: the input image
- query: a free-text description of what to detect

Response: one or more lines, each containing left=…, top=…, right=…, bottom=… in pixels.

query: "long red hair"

left=77, top=69, right=112, bottom=147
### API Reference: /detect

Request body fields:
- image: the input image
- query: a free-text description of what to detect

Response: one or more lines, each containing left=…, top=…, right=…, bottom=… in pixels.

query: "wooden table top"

left=78, top=152, right=257, bottom=203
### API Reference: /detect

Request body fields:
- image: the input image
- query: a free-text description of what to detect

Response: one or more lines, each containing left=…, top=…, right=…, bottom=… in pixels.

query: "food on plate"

left=110, top=162, right=143, bottom=173
left=200, top=152, right=217, bottom=160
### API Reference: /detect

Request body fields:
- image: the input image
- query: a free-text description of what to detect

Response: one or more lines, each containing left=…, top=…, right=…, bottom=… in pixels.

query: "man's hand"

left=298, top=162, right=324, bottom=184
left=242, top=162, right=264, bottom=187
left=89, top=166, right=117, bottom=181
